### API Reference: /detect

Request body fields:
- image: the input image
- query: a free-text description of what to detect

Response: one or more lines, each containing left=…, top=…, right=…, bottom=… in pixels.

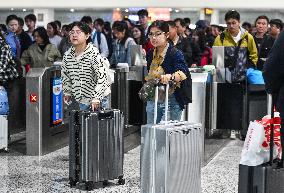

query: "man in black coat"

left=263, top=30, right=284, bottom=159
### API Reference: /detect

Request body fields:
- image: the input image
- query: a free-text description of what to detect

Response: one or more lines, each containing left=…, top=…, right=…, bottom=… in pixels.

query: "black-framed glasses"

left=148, top=31, right=165, bottom=38
left=69, top=30, right=83, bottom=36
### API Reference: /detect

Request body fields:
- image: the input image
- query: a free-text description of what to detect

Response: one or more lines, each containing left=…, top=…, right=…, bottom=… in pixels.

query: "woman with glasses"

left=145, top=20, right=190, bottom=124
left=111, top=21, right=136, bottom=67
left=21, top=27, right=61, bottom=68
left=62, top=22, right=110, bottom=111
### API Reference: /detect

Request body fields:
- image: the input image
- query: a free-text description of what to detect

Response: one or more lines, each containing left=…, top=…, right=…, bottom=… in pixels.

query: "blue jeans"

left=79, top=96, right=110, bottom=111
left=146, top=95, right=182, bottom=124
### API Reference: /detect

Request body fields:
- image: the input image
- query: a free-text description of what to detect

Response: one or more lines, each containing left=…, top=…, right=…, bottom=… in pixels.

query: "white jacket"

left=62, top=43, right=110, bottom=104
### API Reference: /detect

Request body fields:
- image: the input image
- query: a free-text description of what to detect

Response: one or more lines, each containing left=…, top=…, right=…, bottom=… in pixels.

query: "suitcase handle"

left=154, top=80, right=172, bottom=124
left=269, top=94, right=275, bottom=164
left=98, top=111, right=113, bottom=120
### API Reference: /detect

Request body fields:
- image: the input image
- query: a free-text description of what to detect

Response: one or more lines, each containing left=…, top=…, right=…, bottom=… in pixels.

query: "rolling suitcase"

left=141, top=82, right=202, bottom=193
left=69, top=109, right=125, bottom=191
left=238, top=94, right=284, bottom=193
left=0, top=115, right=8, bottom=152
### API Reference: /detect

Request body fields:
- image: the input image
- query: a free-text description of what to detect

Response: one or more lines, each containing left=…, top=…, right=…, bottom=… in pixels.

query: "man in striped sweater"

left=62, top=22, right=110, bottom=111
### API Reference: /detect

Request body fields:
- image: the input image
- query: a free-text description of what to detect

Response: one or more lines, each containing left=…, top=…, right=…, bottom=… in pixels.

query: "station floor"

left=0, top=132, right=243, bottom=193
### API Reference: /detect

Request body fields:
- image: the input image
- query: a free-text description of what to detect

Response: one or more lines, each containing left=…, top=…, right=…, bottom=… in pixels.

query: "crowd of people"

left=0, top=9, right=283, bottom=122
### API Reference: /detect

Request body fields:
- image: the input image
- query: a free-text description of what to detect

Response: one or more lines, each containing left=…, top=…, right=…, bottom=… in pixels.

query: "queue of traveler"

left=0, top=9, right=283, bottom=124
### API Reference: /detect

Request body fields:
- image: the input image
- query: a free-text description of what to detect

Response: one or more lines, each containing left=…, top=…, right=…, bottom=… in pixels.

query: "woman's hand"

left=160, top=74, right=172, bottom=84
left=63, top=95, right=71, bottom=104
left=91, top=100, right=100, bottom=111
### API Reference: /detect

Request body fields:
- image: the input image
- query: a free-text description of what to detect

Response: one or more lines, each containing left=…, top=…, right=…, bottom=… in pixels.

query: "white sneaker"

left=230, top=130, right=236, bottom=139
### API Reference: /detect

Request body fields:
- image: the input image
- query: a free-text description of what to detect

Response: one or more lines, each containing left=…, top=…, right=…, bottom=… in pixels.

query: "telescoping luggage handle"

left=269, top=94, right=276, bottom=164
left=153, top=80, right=171, bottom=124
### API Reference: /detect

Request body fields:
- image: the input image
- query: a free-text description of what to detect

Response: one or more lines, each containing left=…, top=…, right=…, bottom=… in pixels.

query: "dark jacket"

left=263, top=31, right=284, bottom=94
left=17, top=30, right=32, bottom=56
left=146, top=43, right=190, bottom=109
left=175, top=36, right=201, bottom=67
left=253, top=33, right=275, bottom=70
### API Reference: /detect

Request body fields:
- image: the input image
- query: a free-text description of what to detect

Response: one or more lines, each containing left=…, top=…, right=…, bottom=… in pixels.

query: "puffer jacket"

left=214, top=28, right=258, bottom=82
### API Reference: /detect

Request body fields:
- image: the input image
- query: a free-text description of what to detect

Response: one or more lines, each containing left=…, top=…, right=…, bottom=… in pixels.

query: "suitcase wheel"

left=102, top=180, right=109, bottom=186
left=69, top=178, right=77, bottom=188
left=117, top=177, right=125, bottom=185
left=0, top=147, right=9, bottom=153
left=77, top=181, right=93, bottom=191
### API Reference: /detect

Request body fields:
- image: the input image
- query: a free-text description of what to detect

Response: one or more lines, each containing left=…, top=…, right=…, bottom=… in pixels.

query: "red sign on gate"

left=30, top=94, right=37, bottom=102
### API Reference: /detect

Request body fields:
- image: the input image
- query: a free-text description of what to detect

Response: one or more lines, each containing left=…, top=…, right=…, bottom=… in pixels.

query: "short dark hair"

left=255, top=15, right=269, bottom=26
left=17, top=17, right=24, bottom=27
left=6, top=15, right=18, bottom=25
left=33, top=27, right=50, bottom=45
left=167, top=20, right=176, bottom=28
left=174, top=18, right=186, bottom=27
left=225, top=10, right=240, bottom=21
left=24, top=14, right=36, bottom=23
left=103, top=21, right=111, bottom=33
left=270, top=19, right=283, bottom=31
left=62, top=24, right=71, bottom=32
left=184, top=17, right=191, bottom=25
left=242, top=22, right=252, bottom=29
left=70, top=21, right=92, bottom=43
left=149, top=20, right=169, bottom=34
left=137, top=9, right=148, bottom=17
left=80, top=16, right=93, bottom=25
left=0, top=24, right=7, bottom=33
left=54, top=20, right=61, bottom=29
left=94, top=18, right=104, bottom=26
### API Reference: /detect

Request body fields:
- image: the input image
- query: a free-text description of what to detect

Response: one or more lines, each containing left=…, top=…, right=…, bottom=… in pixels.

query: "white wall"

left=2, top=0, right=284, bottom=9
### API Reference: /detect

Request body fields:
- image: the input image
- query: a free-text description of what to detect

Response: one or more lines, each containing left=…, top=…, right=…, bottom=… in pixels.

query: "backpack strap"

left=93, top=31, right=101, bottom=53
left=220, top=32, right=225, bottom=45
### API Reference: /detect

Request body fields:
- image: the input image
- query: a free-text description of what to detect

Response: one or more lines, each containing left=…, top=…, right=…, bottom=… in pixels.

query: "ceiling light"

left=23, top=9, right=27, bottom=12
left=125, top=9, right=129, bottom=13
left=11, top=8, right=14, bottom=11
left=116, top=8, right=120, bottom=11
left=175, top=9, right=180, bottom=13
left=70, top=8, right=75, bottom=12
left=169, top=8, right=173, bottom=12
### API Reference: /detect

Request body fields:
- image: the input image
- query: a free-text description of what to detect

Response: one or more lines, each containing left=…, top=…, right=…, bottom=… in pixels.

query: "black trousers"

left=275, top=84, right=284, bottom=160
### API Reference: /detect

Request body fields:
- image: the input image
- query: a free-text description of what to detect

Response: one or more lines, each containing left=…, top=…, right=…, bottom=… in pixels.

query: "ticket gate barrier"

left=26, top=66, right=68, bottom=156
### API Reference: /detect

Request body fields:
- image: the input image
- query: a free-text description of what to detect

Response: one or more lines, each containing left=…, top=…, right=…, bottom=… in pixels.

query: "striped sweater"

left=62, top=43, right=109, bottom=103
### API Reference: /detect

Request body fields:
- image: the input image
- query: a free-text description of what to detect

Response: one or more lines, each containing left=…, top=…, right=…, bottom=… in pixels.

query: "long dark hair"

left=33, top=27, right=50, bottom=45
left=133, top=24, right=147, bottom=45
left=47, top=22, right=60, bottom=36
left=70, top=21, right=92, bottom=44
left=193, top=28, right=207, bottom=52
left=112, top=21, right=131, bottom=45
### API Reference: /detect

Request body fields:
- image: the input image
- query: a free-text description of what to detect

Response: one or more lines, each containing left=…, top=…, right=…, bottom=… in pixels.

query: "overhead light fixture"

left=70, top=8, right=75, bottom=12
left=10, top=8, right=14, bottom=11
left=168, top=8, right=173, bottom=12
left=125, top=9, right=129, bottom=13
left=23, top=9, right=27, bottom=12
left=116, top=8, right=120, bottom=11
left=175, top=9, right=180, bottom=13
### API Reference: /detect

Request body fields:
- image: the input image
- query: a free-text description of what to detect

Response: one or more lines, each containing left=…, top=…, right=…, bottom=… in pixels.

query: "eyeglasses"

left=69, top=30, right=83, bottom=36
left=148, top=31, right=165, bottom=38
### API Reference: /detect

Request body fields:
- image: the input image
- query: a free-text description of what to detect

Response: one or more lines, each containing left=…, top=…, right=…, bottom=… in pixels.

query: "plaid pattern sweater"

left=62, top=43, right=109, bottom=103
left=0, top=39, right=18, bottom=82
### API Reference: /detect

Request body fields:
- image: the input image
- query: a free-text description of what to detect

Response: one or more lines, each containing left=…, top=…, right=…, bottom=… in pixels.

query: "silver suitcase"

left=141, top=83, right=202, bottom=193
left=69, top=109, right=125, bottom=190
left=0, top=115, right=8, bottom=151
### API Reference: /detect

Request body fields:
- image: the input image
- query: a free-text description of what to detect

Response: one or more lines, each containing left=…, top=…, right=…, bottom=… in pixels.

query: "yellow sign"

left=204, top=8, right=213, bottom=15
